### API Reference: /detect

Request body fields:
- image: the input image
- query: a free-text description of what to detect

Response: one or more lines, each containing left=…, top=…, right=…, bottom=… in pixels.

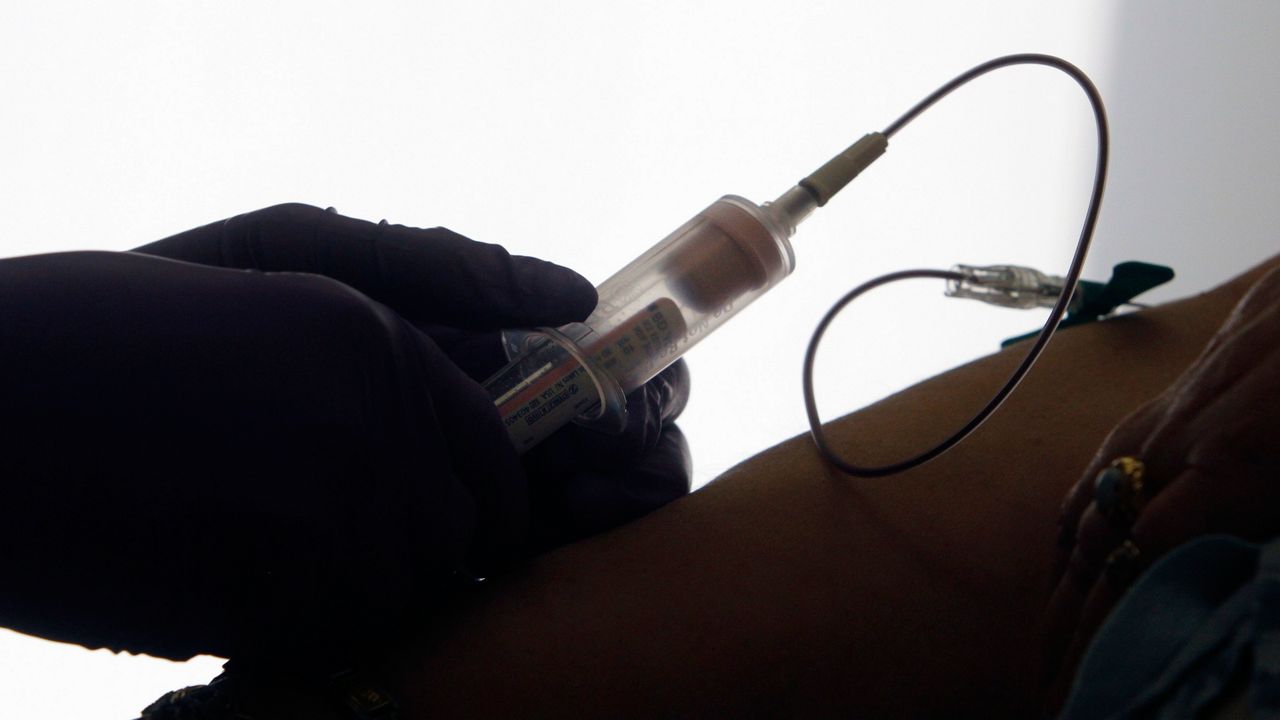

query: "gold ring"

left=1093, top=456, right=1146, bottom=527
left=1103, top=539, right=1143, bottom=589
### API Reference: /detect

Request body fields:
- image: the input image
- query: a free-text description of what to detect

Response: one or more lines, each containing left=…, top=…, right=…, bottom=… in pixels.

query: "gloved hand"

left=138, top=203, right=692, bottom=551
left=425, top=324, right=692, bottom=550
left=0, top=204, right=688, bottom=666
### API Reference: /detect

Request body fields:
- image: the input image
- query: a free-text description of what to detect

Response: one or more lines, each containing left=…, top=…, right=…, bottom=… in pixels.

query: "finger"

left=1043, top=502, right=1135, bottom=690
left=567, top=360, right=686, bottom=468
left=415, top=325, right=509, bottom=381
left=529, top=425, right=692, bottom=547
left=553, top=359, right=691, bottom=469
left=144, top=203, right=598, bottom=329
left=1131, top=463, right=1280, bottom=564
left=1041, top=549, right=1092, bottom=696
left=1052, top=396, right=1167, bottom=579
left=520, top=360, right=691, bottom=548
left=1149, top=278, right=1280, bottom=442
left=1072, top=505, right=1130, bottom=580
left=368, top=219, right=598, bottom=328
left=394, top=318, right=531, bottom=568
left=645, top=357, right=691, bottom=428
left=1043, top=571, right=1127, bottom=714
left=1183, top=348, right=1280, bottom=480
left=1136, top=305, right=1280, bottom=492
left=1201, top=262, right=1280, bottom=357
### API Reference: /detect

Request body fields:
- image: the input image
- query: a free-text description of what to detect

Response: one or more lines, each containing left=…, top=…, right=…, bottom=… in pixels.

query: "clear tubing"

left=485, top=194, right=798, bottom=452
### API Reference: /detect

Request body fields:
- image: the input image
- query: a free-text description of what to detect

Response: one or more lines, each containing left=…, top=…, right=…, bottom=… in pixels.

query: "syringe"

left=484, top=133, right=889, bottom=452
left=484, top=53, right=1108, bottom=479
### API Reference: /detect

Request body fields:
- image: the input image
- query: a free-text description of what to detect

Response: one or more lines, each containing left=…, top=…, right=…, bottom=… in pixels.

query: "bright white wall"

left=2, top=2, right=1272, bottom=717
left=1088, top=2, right=1280, bottom=302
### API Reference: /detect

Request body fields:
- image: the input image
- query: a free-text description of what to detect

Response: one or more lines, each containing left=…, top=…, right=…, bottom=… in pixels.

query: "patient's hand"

left=1043, top=264, right=1280, bottom=707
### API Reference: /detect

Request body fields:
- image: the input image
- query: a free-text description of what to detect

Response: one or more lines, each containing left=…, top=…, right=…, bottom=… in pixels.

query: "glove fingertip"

left=513, top=255, right=598, bottom=325
left=657, top=359, right=691, bottom=426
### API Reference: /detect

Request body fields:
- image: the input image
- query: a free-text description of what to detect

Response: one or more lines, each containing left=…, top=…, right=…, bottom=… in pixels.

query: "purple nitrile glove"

left=139, top=202, right=691, bottom=551
left=0, top=203, right=692, bottom=667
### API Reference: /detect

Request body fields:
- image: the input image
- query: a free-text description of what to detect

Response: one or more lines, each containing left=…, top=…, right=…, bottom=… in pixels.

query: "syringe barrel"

left=586, top=195, right=796, bottom=388
left=485, top=195, right=797, bottom=452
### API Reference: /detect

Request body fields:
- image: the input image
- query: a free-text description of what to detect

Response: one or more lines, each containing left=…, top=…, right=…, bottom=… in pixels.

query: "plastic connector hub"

left=945, top=263, right=1081, bottom=311
left=798, top=132, right=888, bottom=207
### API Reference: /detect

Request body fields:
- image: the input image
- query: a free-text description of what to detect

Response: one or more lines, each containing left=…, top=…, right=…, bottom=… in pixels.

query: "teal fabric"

left=1060, top=535, right=1280, bottom=719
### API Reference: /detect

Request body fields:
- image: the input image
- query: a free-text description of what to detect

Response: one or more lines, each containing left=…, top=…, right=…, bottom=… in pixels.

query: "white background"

left=1, top=2, right=1276, bottom=717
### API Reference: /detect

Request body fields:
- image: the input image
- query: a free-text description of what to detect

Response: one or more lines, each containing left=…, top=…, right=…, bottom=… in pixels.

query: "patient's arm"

left=377, top=259, right=1278, bottom=719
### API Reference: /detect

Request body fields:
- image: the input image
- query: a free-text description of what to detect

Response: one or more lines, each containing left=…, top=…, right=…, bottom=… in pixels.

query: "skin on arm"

left=376, top=258, right=1279, bottom=719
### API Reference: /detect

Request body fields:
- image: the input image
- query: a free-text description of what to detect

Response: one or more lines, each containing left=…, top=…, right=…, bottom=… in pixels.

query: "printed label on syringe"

left=592, top=298, right=684, bottom=388
left=497, top=298, right=685, bottom=451
left=497, top=359, right=596, bottom=451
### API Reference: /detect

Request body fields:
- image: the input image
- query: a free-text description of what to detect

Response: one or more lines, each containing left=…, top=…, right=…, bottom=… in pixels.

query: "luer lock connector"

left=945, top=264, right=1081, bottom=312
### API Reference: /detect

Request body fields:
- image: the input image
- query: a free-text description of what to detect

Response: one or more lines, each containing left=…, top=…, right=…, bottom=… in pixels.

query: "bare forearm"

left=378, top=263, right=1271, bottom=718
